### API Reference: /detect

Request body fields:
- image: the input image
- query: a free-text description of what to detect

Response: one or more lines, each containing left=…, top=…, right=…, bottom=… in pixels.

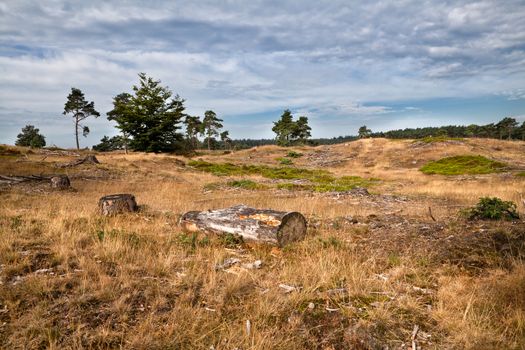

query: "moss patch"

left=420, top=155, right=507, bottom=175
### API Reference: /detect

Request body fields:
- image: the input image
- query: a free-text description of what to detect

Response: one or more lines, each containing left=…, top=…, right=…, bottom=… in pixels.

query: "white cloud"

left=1, top=0, right=525, bottom=145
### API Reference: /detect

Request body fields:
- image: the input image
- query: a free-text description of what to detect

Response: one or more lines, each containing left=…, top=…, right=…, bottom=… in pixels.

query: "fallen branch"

left=0, top=175, right=52, bottom=185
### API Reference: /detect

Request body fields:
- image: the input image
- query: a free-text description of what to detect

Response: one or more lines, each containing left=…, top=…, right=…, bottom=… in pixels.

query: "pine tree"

left=63, top=88, right=100, bottom=149
left=184, top=115, right=203, bottom=150
left=358, top=125, right=372, bottom=138
left=220, top=130, right=232, bottom=150
left=15, top=125, right=46, bottom=148
left=272, top=110, right=295, bottom=146
left=292, top=116, right=312, bottom=143
left=107, top=73, right=186, bottom=153
left=202, top=110, right=223, bottom=150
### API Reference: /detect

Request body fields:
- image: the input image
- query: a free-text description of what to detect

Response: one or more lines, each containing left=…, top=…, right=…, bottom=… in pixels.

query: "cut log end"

left=180, top=205, right=307, bottom=246
left=50, top=175, right=71, bottom=190
left=277, top=212, right=308, bottom=246
left=98, top=194, right=138, bottom=216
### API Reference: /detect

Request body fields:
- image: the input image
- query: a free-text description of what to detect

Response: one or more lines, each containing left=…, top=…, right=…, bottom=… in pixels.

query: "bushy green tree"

left=202, top=110, right=223, bottom=150
left=358, top=125, right=372, bottom=138
left=292, top=116, right=312, bottom=142
left=272, top=109, right=295, bottom=146
left=63, top=87, right=100, bottom=149
left=15, top=125, right=46, bottom=148
left=272, top=110, right=312, bottom=146
left=107, top=73, right=186, bottom=153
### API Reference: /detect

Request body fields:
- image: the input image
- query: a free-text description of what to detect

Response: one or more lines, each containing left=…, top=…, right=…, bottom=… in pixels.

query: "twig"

left=428, top=206, right=436, bottom=221
left=411, top=324, right=419, bottom=350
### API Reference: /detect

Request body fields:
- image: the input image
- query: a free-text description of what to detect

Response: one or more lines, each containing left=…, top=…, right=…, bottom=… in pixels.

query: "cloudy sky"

left=1, top=0, right=525, bottom=147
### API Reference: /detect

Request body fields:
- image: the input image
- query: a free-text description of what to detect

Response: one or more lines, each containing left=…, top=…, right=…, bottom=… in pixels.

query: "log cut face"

left=180, top=205, right=307, bottom=246
left=98, top=194, right=138, bottom=216
left=50, top=175, right=71, bottom=189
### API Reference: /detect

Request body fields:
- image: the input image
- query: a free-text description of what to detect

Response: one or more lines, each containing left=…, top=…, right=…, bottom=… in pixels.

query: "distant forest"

left=231, top=117, right=525, bottom=149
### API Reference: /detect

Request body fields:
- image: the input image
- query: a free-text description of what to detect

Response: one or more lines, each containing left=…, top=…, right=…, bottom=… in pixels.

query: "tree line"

left=12, top=72, right=524, bottom=150
left=363, top=117, right=525, bottom=140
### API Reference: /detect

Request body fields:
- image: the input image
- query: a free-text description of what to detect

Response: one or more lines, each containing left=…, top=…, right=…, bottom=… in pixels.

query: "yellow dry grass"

left=0, top=138, right=524, bottom=349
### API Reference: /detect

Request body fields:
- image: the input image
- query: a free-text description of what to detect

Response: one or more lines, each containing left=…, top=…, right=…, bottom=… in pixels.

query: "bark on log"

left=180, top=204, right=307, bottom=246
left=50, top=175, right=70, bottom=189
left=98, top=194, right=138, bottom=216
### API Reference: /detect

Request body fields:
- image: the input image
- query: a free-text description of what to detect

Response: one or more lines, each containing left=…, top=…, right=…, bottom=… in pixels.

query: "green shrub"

left=287, top=151, right=303, bottom=158
left=464, top=197, right=519, bottom=220
left=516, top=172, right=525, bottom=177
left=420, top=155, right=507, bottom=175
left=176, top=232, right=209, bottom=251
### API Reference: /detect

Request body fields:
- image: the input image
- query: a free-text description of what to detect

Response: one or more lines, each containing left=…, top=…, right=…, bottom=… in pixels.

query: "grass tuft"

left=420, top=155, right=507, bottom=175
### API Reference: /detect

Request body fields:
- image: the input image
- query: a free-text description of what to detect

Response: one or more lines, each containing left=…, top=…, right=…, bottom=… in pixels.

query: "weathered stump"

left=98, top=194, right=138, bottom=216
left=180, top=204, right=307, bottom=246
left=50, top=175, right=70, bottom=189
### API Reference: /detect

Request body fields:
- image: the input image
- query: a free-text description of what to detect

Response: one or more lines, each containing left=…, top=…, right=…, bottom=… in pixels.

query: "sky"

left=1, top=0, right=525, bottom=147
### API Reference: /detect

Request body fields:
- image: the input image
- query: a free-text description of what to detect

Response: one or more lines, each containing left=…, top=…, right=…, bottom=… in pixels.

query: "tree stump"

left=180, top=204, right=307, bottom=246
left=50, top=175, right=70, bottom=189
left=98, top=194, right=138, bottom=216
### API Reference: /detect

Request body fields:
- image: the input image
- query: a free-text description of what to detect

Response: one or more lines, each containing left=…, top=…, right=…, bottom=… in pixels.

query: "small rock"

left=242, top=260, right=262, bottom=269
left=279, top=283, right=300, bottom=293
left=308, top=302, right=315, bottom=309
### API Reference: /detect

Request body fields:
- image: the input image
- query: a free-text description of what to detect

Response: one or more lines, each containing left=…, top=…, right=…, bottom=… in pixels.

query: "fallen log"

left=0, top=174, right=52, bottom=185
left=57, top=155, right=100, bottom=168
left=180, top=204, right=307, bottom=246
left=98, top=194, right=138, bottom=216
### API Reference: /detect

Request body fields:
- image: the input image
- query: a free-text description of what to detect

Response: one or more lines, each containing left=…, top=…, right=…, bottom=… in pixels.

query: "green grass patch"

left=190, top=160, right=379, bottom=193
left=415, top=136, right=464, bottom=143
left=276, top=183, right=311, bottom=191
left=227, top=179, right=261, bottom=190
left=312, top=176, right=379, bottom=192
left=188, top=159, right=330, bottom=180
left=516, top=172, right=525, bottom=177
left=277, top=157, right=293, bottom=165
left=420, top=155, right=507, bottom=175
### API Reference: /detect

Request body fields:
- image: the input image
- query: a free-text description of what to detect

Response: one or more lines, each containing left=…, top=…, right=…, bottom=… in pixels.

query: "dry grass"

left=1, top=139, right=525, bottom=349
